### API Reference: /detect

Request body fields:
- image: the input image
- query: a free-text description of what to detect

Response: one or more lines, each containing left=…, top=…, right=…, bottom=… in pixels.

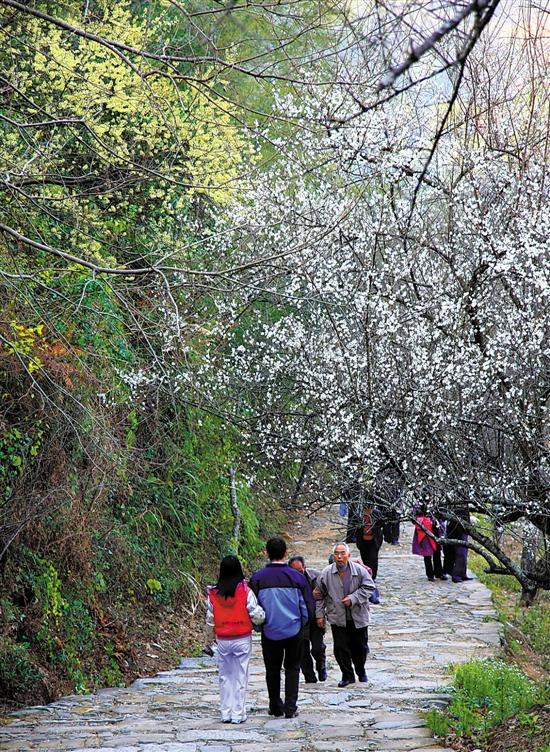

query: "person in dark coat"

left=288, top=555, right=327, bottom=683
left=378, top=473, right=403, bottom=545
left=342, top=483, right=364, bottom=544
left=383, top=517, right=401, bottom=546
left=443, top=506, right=473, bottom=582
left=355, top=499, right=384, bottom=579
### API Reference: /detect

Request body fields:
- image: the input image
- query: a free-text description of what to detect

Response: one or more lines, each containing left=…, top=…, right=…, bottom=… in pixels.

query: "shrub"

left=427, top=658, right=542, bottom=739
left=0, top=641, right=43, bottom=705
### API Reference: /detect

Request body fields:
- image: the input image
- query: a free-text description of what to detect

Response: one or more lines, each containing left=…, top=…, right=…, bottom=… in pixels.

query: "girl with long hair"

left=206, top=555, right=265, bottom=724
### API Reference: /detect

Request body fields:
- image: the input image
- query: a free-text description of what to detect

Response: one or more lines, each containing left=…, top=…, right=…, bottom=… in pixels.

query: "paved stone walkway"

left=0, top=507, right=501, bottom=752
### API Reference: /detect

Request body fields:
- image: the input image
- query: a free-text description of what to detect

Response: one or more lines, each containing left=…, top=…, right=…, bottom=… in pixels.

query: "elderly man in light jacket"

left=315, top=542, right=375, bottom=687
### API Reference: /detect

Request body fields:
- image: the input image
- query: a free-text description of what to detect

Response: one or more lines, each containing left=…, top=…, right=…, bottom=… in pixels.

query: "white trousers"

left=217, top=634, right=252, bottom=722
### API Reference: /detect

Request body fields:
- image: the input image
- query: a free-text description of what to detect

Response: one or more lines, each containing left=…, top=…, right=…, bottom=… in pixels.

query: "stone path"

left=0, top=507, right=501, bottom=752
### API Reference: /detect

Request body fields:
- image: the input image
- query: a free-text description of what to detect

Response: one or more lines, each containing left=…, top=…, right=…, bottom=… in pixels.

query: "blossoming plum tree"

left=199, top=14, right=550, bottom=599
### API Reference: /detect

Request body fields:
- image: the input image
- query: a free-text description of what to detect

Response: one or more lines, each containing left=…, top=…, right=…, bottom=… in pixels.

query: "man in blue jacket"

left=250, top=537, right=315, bottom=719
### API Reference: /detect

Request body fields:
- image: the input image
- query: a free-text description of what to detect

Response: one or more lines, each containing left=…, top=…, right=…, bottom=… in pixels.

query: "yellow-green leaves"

left=4, top=322, right=45, bottom=373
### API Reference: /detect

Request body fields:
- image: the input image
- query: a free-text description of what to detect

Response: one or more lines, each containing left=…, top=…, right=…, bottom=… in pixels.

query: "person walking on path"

left=315, top=542, right=375, bottom=688
left=443, top=506, right=473, bottom=582
left=206, top=555, right=265, bottom=724
left=383, top=516, right=401, bottom=546
left=411, top=500, right=447, bottom=582
left=355, top=499, right=384, bottom=603
left=288, top=555, right=327, bottom=683
left=341, top=482, right=364, bottom=544
left=250, top=537, right=315, bottom=719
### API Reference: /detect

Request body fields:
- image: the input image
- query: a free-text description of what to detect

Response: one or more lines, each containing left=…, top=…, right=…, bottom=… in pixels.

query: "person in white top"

left=206, top=555, right=264, bottom=724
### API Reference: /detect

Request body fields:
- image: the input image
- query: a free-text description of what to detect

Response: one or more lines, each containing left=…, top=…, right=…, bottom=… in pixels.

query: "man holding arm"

left=315, top=542, right=375, bottom=687
left=250, top=537, right=315, bottom=718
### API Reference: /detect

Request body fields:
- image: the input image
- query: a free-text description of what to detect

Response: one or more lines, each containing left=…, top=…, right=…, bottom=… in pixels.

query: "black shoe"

left=427, top=576, right=435, bottom=581
left=304, top=675, right=317, bottom=683
left=438, top=575, right=448, bottom=580
left=338, top=678, right=355, bottom=688
left=269, top=708, right=284, bottom=717
left=357, top=673, right=368, bottom=682
left=285, top=710, right=299, bottom=719
left=317, top=667, right=327, bottom=681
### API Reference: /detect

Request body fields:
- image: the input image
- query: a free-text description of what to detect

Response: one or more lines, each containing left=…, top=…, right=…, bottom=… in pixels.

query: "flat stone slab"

left=370, top=719, right=428, bottom=730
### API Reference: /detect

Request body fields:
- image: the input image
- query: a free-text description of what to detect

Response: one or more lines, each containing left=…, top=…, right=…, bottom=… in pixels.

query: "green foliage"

left=454, top=659, right=539, bottom=727
left=36, top=561, right=65, bottom=625
left=517, top=605, right=550, bottom=655
left=102, top=646, right=125, bottom=688
left=0, top=0, right=252, bottom=301
left=0, top=421, right=44, bottom=502
left=146, top=578, right=163, bottom=595
left=517, top=709, right=542, bottom=736
left=425, top=707, right=450, bottom=737
left=469, top=552, right=521, bottom=603
left=95, top=408, right=277, bottom=607
left=0, top=392, right=284, bottom=706
left=0, top=640, right=43, bottom=705
left=426, top=659, right=543, bottom=740
left=235, top=497, right=264, bottom=565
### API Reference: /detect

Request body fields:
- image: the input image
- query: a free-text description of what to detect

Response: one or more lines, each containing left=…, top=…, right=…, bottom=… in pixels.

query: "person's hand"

left=341, top=596, right=352, bottom=607
left=316, top=616, right=325, bottom=629
left=313, top=587, right=323, bottom=601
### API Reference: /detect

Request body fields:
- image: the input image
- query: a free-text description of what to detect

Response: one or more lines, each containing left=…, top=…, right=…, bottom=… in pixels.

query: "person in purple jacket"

left=250, top=537, right=315, bottom=719
left=411, top=496, right=447, bottom=581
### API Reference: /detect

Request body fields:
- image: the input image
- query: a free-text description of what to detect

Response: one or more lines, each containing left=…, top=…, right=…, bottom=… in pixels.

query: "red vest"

left=208, top=581, right=252, bottom=639
left=415, top=516, right=438, bottom=552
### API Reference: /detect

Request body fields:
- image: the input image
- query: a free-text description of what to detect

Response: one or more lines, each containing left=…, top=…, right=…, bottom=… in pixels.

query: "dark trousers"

left=443, top=533, right=468, bottom=580
left=358, top=538, right=380, bottom=579
left=383, top=520, right=400, bottom=544
left=331, top=622, right=368, bottom=681
left=300, top=624, right=326, bottom=680
left=261, top=631, right=302, bottom=715
left=423, top=547, right=443, bottom=578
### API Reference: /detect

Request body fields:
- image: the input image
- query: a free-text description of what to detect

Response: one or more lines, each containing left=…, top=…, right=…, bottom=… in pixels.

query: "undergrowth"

left=426, top=658, right=543, bottom=740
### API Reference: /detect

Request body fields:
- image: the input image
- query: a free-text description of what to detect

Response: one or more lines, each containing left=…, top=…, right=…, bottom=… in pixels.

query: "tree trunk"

left=229, top=467, right=240, bottom=554
left=519, top=520, right=539, bottom=606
